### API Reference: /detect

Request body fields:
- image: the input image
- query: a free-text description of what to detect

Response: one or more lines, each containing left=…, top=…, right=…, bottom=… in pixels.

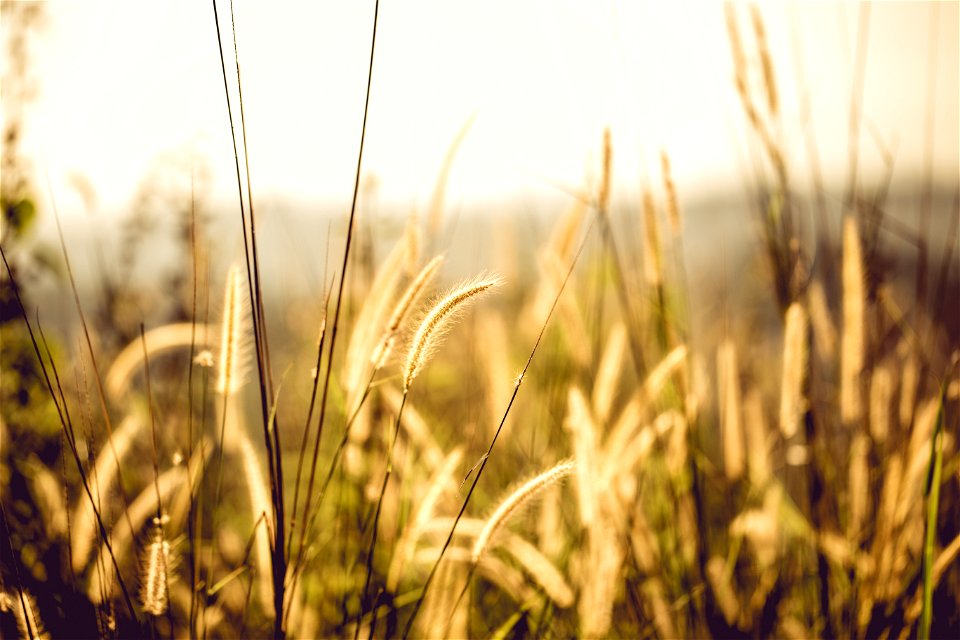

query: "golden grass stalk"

left=414, top=547, right=539, bottom=609
left=579, top=519, right=623, bottom=638
left=537, top=483, right=563, bottom=560
left=566, top=386, right=598, bottom=527
left=1, top=589, right=48, bottom=640
left=841, top=216, right=865, bottom=429
left=501, top=534, right=574, bottom=608
left=371, top=254, right=444, bottom=371
left=848, top=434, right=870, bottom=541
left=471, top=460, right=576, bottom=563
left=730, top=487, right=782, bottom=570
left=607, top=409, right=682, bottom=485
left=479, top=310, right=513, bottom=439
left=743, top=388, right=772, bottom=487
left=870, top=364, right=893, bottom=443
left=749, top=4, right=778, bottom=116
left=387, top=447, right=463, bottom=592
left=417, top=554, right=467, bottom=639
left=642, top=191, right=663, bottom=287
left=603, top=345, right=687, bottom=459
left=139, top=517, right=174, bottom=617
left=105, top=323, right=217, bottom=402
left=707, top=556, right=739, bottom=626
left=25, top=456, right=67, bottom=540
left=779, top=302, right=808, bottom=439
left=807, top=279, right=837, bottom=363
left=216, top=263, right=249, bottom=396
left=660, top=151, right=682, bottom=236
left=592, top=323, right=627, bottom=424
left=403, top=274, right=502, bottom=391
left=599, top=128, right=612, bottom=213
left=717, top=339, right=745, bottom=480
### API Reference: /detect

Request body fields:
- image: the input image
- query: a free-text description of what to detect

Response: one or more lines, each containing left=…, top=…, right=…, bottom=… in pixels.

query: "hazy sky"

left=12, top=1, right=960, bottom=219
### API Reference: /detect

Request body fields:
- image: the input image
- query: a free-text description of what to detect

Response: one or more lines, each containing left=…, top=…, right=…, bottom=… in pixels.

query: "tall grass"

left=1, top=3, right=958, bottom=639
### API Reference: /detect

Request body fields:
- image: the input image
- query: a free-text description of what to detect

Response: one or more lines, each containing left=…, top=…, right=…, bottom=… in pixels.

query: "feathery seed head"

left=403, top=274, right=502, bottom=391
left=472, top=460, right=576, bottom=563
left=139, top=518, right=176, bottom=617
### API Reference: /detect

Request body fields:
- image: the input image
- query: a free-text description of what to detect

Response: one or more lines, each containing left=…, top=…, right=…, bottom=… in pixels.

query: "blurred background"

left=3, top=0, right=957, bottom=323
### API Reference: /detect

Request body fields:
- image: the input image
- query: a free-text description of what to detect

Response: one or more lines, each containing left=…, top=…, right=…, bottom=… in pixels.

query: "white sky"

left=12, top=1, right=960, bottom=219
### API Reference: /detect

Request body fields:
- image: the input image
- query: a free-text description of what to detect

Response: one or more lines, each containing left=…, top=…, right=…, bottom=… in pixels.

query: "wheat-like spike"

left=660, top=151, right=682, bottom=236
left=371, top=254, right=445, bottom=370
left=472, top=460, right=576, bottom=563
left=139, top=517, right=174, bottom=617
left=87, top=465, right=187, bottom=604
left=841, top=216, right=865, bottom=429
left=216, top=264, right=249, bottom=396
left=717, top=340, right=744, bottom=480
left=779, top=302, right=809, bottom=439
left=403, top=274, right=502, bottom=391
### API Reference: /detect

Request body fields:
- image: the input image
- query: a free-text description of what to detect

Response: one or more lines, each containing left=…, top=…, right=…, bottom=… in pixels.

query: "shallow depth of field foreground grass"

left=1, top=2, right=959, bottom=639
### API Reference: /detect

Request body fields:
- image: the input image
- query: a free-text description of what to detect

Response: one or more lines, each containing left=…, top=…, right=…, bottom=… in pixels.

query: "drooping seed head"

left=403, top=274, right=502, bottom=391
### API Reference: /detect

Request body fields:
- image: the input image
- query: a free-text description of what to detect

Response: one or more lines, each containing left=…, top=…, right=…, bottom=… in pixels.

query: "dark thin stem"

left=140, top=325, right=164, bottom=523
left=287, top=280, right=333, bottom=562
left=284, top=365, right=378, bottom=629
left=294, top=0, right=380, bottom=594
left=45, top=168, right=136, bottom=537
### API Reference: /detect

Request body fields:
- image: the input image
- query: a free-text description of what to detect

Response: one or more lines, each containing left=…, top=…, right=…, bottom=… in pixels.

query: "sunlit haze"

left=15, top=1, right=960, bottom=218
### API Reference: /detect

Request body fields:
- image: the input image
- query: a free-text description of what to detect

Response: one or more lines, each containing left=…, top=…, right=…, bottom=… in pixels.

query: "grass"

left=1, top=2, right=958, bottom=639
